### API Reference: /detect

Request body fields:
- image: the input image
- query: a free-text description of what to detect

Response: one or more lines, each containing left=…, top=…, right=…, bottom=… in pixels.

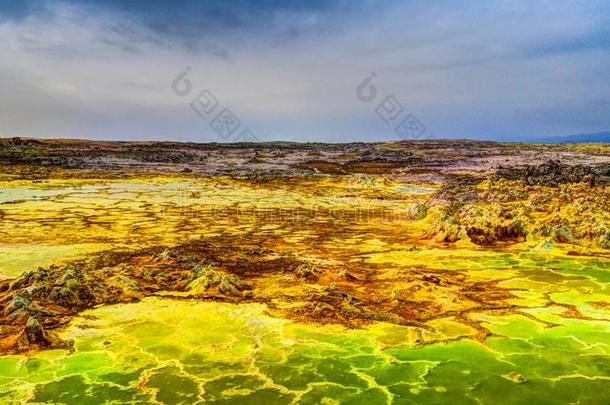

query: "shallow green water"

left=0, top=298, right=608, bottom=404
left=0, top=243, right=109, bottom=279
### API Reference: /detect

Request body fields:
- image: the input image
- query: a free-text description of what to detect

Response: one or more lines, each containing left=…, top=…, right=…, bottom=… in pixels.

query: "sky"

left=0, top=0, right=609, bottom=143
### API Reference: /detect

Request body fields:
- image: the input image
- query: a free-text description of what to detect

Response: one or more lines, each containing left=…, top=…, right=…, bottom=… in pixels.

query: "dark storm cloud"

left=2, top=0, right=363, bottom=38
left=0, top=0, right=609, bottom=141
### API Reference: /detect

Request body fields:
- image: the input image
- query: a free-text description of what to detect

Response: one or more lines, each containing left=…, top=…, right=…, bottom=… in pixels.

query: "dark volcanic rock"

left=497, top=160, right=610, bottom=186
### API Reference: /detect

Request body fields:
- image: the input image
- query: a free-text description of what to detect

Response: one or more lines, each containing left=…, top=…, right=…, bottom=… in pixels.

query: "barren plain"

left=0, top=138, right=609, bottom=404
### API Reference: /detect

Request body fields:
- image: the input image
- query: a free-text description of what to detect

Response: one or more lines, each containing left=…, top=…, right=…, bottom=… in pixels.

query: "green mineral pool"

left=1, top=298, right=608, bottom=404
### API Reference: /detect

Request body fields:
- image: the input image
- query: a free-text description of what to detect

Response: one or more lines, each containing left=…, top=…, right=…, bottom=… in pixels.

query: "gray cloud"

left=0, top=0, right=609, bottom=141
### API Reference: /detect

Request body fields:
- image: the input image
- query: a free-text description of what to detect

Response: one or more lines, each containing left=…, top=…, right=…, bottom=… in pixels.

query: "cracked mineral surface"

left=0, top=138, right=609, bottom=404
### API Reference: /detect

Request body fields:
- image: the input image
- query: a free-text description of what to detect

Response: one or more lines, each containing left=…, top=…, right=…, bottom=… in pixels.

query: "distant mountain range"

left=523, top=131, right=610, bottom=143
